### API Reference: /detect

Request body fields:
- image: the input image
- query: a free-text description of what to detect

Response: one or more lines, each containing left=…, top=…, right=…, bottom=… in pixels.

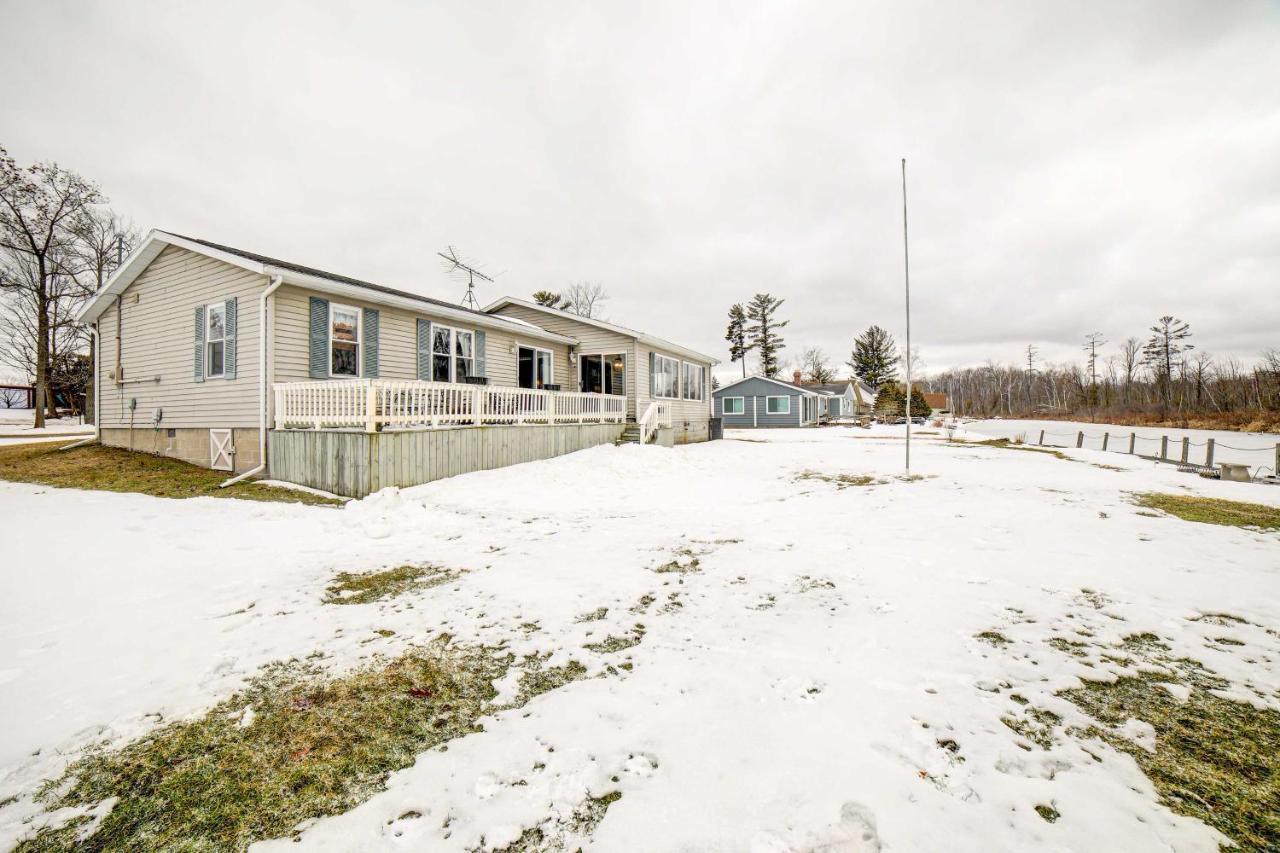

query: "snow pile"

left=1, top=427, right=1277, bottom=851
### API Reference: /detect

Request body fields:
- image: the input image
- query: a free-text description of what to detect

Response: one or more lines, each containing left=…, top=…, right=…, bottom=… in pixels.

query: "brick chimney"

left=793, top=370, right=803, bottom=385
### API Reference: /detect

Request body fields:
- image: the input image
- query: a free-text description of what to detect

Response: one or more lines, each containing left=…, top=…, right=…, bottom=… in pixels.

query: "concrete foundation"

left=99, top=427, right=263, bottom=474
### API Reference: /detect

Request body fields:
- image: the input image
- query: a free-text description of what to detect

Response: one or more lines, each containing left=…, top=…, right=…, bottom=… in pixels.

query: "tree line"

left=919, top=317, right=1280, bottom=428
left=0, top=144, right=137, bottom=427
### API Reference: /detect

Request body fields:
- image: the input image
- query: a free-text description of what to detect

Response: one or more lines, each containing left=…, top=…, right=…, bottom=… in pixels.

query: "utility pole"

left=901, top=158, right=912, bottom=473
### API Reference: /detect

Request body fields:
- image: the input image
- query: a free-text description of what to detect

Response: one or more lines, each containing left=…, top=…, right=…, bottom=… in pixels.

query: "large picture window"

left=766, top=395, right=791, bottom=415
left=722, top=396, right=744, bottom=415
left=330, top=304, right=361, bottom=377
left=682, top=362, right=705, bottom=401
left=206, top=303, right=226, bottom=379
left=653, top=354, right=679, bottom=399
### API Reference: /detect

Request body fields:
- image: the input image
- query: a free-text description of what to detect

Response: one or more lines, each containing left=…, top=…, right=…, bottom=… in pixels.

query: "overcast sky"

left=2, top=0, right=1277, bottom=381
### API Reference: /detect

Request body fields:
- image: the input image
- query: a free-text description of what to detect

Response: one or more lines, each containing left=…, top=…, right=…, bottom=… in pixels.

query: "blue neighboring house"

left=712, top=375, right=829, bottom=428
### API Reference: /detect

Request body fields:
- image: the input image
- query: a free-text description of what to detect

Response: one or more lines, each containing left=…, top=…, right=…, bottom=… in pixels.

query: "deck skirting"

left=268, top=423, right=626, bottom=497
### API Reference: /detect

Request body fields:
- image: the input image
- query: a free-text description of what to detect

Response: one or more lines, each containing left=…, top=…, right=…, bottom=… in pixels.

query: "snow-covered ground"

left=0, top=409, right=92, bottom=438
left=1, top=427, right=1277, bottom=851
left=962, top=418, right=1280, bottom=474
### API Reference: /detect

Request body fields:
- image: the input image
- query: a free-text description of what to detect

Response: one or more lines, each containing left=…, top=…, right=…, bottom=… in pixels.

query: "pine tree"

left=724, top=303, right=750, bottom=378
left=1142, top=316, right=1193, bottom=406
left=744, top=293, right=788, bottom=378
left=532, top=290, right=565, bottom=308
left=848, top=325, right=898, bottom=390
left=873, top=382, right=931, bottom=420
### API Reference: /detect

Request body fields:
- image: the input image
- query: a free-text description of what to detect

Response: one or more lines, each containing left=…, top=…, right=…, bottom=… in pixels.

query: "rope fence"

left=1014, top=426, right=1280, bottom=482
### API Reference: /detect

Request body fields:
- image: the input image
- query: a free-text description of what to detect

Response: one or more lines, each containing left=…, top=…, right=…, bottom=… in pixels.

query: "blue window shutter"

left=223, top=297, right=237, bottom=379
left=474, top=330, right=486, bottom=378
left=309, top=297, right=329, bottom=379
left=362, top=307, right=379, bottom=378
left=416, top=319, right=431, bottom=380
left=649, top=351, right=656, bottom=396
left=194, top=305, right=206, bottom=383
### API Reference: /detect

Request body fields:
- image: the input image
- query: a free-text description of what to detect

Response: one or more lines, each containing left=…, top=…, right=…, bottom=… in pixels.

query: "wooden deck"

left=268, top=422, right=626, bottom=497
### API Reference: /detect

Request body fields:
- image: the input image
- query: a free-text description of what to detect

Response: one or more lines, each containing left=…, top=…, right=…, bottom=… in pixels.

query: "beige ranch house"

left=77, top=231, right=718, bottom=497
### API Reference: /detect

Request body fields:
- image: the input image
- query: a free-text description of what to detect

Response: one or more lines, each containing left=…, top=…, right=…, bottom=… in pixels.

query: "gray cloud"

left=2, top=0, right=1276, bottom=381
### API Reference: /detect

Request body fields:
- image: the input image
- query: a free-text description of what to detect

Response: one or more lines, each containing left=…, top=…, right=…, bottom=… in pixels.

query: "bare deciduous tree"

left=0, top=145, right=103, bottom=427
left=798, top=346, right=834, bottom=384
left=561, top=281, right=608, bottom=319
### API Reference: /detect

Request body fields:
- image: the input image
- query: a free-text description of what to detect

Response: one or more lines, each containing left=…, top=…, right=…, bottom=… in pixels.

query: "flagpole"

left=901, top=158, right=912, bottom=474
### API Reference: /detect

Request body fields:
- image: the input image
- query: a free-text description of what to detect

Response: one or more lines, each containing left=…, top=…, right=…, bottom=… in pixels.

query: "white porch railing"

left=638, top=401, right=672, bottom=444
left=274, top=379, right=626, bottom=432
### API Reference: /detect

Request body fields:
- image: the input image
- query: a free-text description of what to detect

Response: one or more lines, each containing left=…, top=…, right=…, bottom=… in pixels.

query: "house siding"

left=272, top=285, right=572, bottom=389
left=713, top=377, right=817, bottom=428
left=490, top=304, right=715, bottom=443
left=97, top=245, right=267, bottom=432
left=490, top=303, right=638, bottom=417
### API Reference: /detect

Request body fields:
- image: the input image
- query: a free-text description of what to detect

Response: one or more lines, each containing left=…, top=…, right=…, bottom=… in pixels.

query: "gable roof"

left=75, top=230, right=576, bottom=345
left=713, top=375, right=826, bottom=396
left=802, top=381, right=856, bottom=395
left=483, top=296, right=719, bottom=365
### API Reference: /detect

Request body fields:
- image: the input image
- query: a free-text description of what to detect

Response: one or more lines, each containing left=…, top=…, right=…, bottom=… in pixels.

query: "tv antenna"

left=437, top=246, right=495, bottom=310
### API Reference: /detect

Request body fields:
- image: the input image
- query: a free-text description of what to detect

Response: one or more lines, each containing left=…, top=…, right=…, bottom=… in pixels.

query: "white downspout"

left=60, top=323, right=102, bottom=451
left=220, top=275, right=283, bottom=487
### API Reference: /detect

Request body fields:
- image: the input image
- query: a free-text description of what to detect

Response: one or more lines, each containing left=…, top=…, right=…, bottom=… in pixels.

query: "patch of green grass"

left=1120, top=632, right=1170, bottom=655
left=0, top=441, right=344, bottom=505
left=1001, top=707, right=1061, bottom=750
left=653, top=549, right=701, bottom=574
left=1129, top=492, right=1280, bottom=531
left=970, top=437, right=1070, bottom=461
left=323, top=564, right=460, bottom=605
left=516, top=658, right=588, bottom=704
left=1048, top=637, right=1090, bottom=658
left=17, top=641, right=504, bottom=852
left=975, top=631, right=1011, bottom=648
left=577, top=607, right=609, bottom=622
left=1061, top=671, right=1280, bottom=852
left=1034, top=803, right=1060, bottom=823
left=584, top=625, right=646, bottom=655
left=796, top=470, right=880, bottom=489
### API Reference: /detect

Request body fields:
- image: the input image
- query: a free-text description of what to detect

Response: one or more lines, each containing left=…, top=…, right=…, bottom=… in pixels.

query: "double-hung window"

left=653, top=354, right=679, bottom=399
left=722, top=396, right=744, bottom=415
left=766, top=395, right=790, bottom=415
left=432, top=326, right=474, bottom=382
left=205, top=303, right=226, bottom=379
left=330, top=304, right=361, bottom=377
left=682, top=362, right=704, bottom=401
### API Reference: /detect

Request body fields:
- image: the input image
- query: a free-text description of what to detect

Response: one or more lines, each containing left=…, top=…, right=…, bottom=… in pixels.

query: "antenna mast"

left=437, top=246, right=494, bottom=310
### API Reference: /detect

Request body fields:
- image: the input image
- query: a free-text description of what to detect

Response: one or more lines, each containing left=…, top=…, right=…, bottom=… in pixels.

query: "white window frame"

left=766, top=395, right=791, bottom=415
left=518, top=343, right=555, bottom=389
left=205, top=301, right=226, bottom=379
left=431, top=324, right=476, bottom=383
left=329, top=303, right=362, bottom=378
left=653, top=353, right=680, bottom=400
left=722, top=396, right=744, bottom=415
left=681, top=362, right=705, bottom=401
left=577, top=352, right=626, bottom=395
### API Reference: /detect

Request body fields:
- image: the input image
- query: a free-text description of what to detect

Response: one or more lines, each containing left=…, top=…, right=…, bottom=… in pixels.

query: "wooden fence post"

left=1205, top=438, right=1214, bottom=469
left=365, top=381, right=378, bottom=434
left=1129, top=432, right=1136, bottom=454
left=1161, top=436, right=1168, bottom=459
left=1076, top=431, right=1084, bottom=448
left=1102, top=432, right=1109, bottom=451
left=1180, top=437, right=1189, bottom=463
